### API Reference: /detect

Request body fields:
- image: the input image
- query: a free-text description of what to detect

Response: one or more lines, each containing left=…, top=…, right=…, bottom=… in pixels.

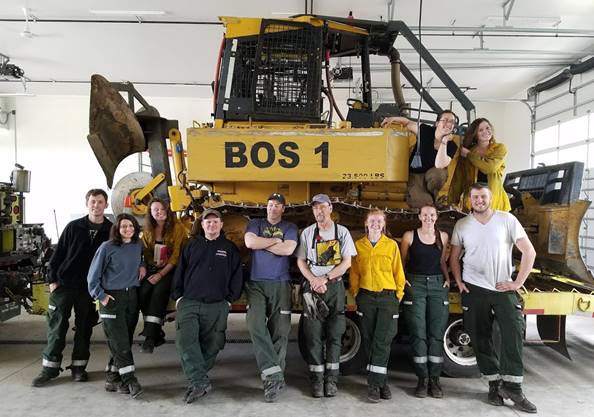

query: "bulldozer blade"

left=88, top=74, right=146, bottom=188
left=536, top=315, right=570, bottom=359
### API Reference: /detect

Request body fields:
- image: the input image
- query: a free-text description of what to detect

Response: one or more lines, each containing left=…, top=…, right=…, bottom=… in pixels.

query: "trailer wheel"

left=297, top=312, right=366, bottom=376
left=442, top=318, right=480, bottom=377
left=442, top=317, right=501, bottom=378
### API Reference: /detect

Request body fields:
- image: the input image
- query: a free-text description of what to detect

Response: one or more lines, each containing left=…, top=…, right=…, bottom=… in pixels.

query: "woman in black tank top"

left=399, top=205, right=450, bottom=399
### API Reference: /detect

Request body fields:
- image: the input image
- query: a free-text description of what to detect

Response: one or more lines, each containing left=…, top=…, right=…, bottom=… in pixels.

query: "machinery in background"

left=86, top=15, right=594, bottom=376
left=0, top=166, right=52, bottom=321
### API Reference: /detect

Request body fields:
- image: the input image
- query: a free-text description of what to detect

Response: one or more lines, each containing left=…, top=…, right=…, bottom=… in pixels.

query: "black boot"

left=488, top=380, right=504, bottom=406
left=414, top=377, right=428, bottom=398
left=140, top=337, right=155, bottom=354
left=32, top=367, right=60, bottom=387
left=324, top=375, right=338, bottom=397
left=367, top=385, right=381, bottom=403
left=380, top=383, right=392, bottom=400
left=429, top=376, right=443, bottom=398
left=69, top=366, right=88, bottom=382
left=499, top=382, right=537, bottom=414
left=310, top=373, right=324, bottom=398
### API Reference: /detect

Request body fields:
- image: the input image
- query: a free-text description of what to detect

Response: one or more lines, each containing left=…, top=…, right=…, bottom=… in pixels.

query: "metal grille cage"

left=231, top=39, right=258, bottom=100
left=252, top=20, right=322, bottom=120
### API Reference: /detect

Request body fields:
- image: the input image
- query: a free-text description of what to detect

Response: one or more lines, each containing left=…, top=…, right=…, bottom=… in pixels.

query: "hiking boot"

left=31, top=369, right=59, bottom=387
left=414, top=377, right=428, bottom=398
left=263, top=379, right=285, bottom=403
left=186, top=383, right=212, bottom=403
left=429, top=376, right=443, bottom=399
left=499, top=382, right=537, bottom=414
left=117, top=382, right=131, bottom=394
left=128, top=379, right=143, bottom=399
left=367, top=385, right=381, bottom=403
left=104, top=372, right=121, bottom=392
left=310, top=373, right=324, bottom=398
left=70, top=366, right=88, bottom=382
left=140, top=338, right=155, bottom=354
left=380, top=383, right=392, bottom=400
left=488, top=380, right=504, bottom=406
left=324, top=376, right=338, bottom=397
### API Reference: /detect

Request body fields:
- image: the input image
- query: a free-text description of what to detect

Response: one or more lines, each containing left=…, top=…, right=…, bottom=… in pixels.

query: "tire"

left=442, top=317, right=479, bottom=378
left=297, top=312, right=366, bottom=376
left=442, top=316, right=501, bottom=378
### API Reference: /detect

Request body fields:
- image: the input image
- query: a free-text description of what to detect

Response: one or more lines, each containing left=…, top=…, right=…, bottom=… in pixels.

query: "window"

left=559, top=115, right=588, bottom=146
left=534, top=124, right=558, bottom=152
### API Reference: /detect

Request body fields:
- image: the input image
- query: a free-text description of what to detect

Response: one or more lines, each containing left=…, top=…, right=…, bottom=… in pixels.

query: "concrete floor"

left=1, top=313, right=593, bottom=417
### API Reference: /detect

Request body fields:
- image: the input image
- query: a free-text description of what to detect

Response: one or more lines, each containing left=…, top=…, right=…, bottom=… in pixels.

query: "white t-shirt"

left=296, top=222, right=357, bottom=277
left=451, top=211, right=528, bottom=291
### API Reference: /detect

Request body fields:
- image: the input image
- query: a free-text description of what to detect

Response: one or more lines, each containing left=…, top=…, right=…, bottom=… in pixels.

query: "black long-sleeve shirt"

left=47, top=216, right=113, bottom=288
left=171, top=234, right=243, bottom=303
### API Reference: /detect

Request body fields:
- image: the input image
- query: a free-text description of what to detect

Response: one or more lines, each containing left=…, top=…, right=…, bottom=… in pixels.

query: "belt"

left=359, top=288, right=396, bottom=294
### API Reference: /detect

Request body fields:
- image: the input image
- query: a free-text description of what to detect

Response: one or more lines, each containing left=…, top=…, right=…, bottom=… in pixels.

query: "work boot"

left=429, top=376, right=443, bottom=398
left=414, top=377, right=428, bottom=398
left=117, top=382, right=131, bottom=394
left=310, top=373, right=324, bottom=398
left=128, top=379, right=143, bottom=399
left=488, top=380, right=504, bottom=406
left=140, top=337, right=155, bottom=354
left=155, top=329, right=167, bottom=347
left=499, top=382, right=537, bottom=414
left=263, top=379, right=285, bottom=403
left=31, top=368, right=59, bottom=387
left=367, top=385, right=381, bottom=403
left=324, top=376, right=338, bottom=397
left=380, top=383, right=392, bottom=400
left=70, top=366, right=88, bottom=382
left=186, top=383, right=212, bottom=404
left=104, top=372, right=121, bottom=392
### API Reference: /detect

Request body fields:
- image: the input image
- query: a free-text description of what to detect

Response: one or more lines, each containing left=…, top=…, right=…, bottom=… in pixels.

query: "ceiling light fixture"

left=21, top=7, right=35, bottom=38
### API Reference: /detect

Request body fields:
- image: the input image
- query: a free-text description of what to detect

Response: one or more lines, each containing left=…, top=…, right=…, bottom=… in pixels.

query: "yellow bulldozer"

left=86, top=15, right=594, bottom=377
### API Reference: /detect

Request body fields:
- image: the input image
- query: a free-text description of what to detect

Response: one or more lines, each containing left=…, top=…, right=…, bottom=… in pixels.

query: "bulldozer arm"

left=87, top=74, right=146, bottom=188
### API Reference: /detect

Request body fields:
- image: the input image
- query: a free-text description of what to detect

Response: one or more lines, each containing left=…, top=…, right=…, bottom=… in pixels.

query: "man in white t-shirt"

left=296, top=194, right=357, bottom=398
left=450, top=183, right=537, bottom=414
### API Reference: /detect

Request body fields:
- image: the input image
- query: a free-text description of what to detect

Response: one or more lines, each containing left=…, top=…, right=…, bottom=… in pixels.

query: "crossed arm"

left=244, top=232, right=297, bottom=256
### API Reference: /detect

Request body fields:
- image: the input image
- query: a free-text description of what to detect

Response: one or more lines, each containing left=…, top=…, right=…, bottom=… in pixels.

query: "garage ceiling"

left=1, top=0, right=594, bottom=102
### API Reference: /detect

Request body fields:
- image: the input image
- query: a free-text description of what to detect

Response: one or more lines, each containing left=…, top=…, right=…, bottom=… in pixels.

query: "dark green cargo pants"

left=41, top=286, right=98, bottom=375
left=246, top=281, right=292, bottom=382
left=403, top=274, right=449, bottom=377
left=138, top=272, right=173, bottom=339
left=462, top=282, right=525, bottom=383
left=356, top=289, right=399, bottom=387
left=175, top=298, right=229, bottom=387
left=301, top=280, right=346, bottom=377
left=100, top=288, right=139, bottom=384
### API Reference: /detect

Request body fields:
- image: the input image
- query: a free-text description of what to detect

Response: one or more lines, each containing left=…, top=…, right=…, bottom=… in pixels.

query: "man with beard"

left=449, top=183, right=537, bottom=414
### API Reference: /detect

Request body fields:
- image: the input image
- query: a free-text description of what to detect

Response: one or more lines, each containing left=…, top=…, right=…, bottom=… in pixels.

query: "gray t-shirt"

left=296, top=222, right=357, bottom=277
left=451, top=211, right=528, bottom=291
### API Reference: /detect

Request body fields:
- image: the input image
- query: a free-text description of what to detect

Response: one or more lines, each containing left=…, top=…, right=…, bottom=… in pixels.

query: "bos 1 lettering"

left=224, top=141, right=329, bottom=169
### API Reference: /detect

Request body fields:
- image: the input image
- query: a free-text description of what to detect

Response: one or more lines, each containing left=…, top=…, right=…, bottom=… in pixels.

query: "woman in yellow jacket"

left=350, top=208, right=405, bottom=403
left=139, top=197, right=188, bottom=353
left=449, top=117, right=511, bottom=211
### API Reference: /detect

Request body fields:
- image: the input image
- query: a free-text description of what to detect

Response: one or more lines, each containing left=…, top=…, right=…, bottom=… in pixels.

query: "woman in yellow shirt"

left=139, top=197, right=188, bottom=353
left=449, top=117, right=511, bottom=211
left=350, top=208, right=405, bottom=403
left=400, top=204, right=450, bottom=399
